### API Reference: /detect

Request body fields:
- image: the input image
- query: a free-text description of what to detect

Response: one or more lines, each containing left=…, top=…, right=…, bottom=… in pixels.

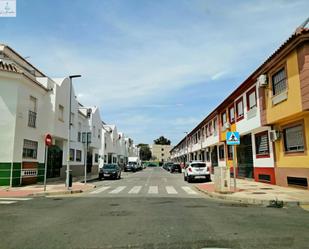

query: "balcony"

left=28, top=110, right=37, bottom=128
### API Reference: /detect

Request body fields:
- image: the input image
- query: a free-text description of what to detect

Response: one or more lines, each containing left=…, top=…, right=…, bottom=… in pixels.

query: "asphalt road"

left=0, top=167, right=309, bottom=249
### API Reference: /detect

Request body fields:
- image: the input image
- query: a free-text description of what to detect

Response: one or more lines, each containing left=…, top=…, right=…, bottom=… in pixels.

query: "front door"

left=211, top=146, right=218, bottom=167
left=87, top=152, right=93, bottom=173
left=47, top=145, right=62, bottom=178
left=237, top=134, right=254, bottom=178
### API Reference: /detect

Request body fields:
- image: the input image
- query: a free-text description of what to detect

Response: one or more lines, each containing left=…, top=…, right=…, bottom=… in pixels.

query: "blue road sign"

left=226, top=132, right=240, bottom=145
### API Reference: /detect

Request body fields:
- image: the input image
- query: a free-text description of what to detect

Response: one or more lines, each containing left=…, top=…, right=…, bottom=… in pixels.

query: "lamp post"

left=66, top=75, right=81, bottom=190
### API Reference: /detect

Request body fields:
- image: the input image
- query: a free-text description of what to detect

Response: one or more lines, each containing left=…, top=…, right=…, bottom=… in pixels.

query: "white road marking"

left=0, top=197, right=32, bottom=201
left=109, top=186, right=126, bottom=194
left=148, top=186, right=158, bottom=194
left=90, top=186, right=111, bottom=194
left=0, top=201, right=17, bottom=204
left=181, top=186, right=198, bottom=195
left=128, top=186, right=142, bottom=194
left=166, top=186, right=178, bottom=194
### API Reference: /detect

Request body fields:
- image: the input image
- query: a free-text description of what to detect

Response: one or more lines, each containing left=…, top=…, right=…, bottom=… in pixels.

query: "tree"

left=154, top=136, right=171, bottom=145
left=137, top=144, right=152, bottom=161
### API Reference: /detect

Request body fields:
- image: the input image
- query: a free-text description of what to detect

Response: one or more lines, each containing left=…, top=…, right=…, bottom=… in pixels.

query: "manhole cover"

left=252, top=192, right=266, bottom=194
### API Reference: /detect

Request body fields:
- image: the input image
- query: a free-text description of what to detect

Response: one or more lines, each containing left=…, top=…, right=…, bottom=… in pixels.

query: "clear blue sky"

left=1, top=0, right=308, bottom=145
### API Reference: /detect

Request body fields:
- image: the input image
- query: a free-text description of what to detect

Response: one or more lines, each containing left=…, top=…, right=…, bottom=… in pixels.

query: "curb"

left=30, top=189, right=84, bottom=197
left=194, top=185, right=307, bottom=207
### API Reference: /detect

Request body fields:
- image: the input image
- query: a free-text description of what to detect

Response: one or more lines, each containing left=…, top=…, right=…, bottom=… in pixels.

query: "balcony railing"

left=28, top=110, right=37, bottom=128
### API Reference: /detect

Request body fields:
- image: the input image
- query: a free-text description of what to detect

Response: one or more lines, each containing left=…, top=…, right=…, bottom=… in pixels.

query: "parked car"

left=148, top=163, right=157, bottom=167
left=170, top=163, right=182, bottom=173
left=183, top=161, right=210, bottom=183
left=124, top=162, right=136, bottom=172
left=99, top=164, right=121, bottom=180
left=163, top=162, right=173, bottom=171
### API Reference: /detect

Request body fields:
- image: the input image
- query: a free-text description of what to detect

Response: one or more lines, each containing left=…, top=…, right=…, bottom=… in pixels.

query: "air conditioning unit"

left=257, top=74, right=268, bottom=88
left=223, top=122, right=230, bottom=130
left=269, top=130, right=281, bottom=142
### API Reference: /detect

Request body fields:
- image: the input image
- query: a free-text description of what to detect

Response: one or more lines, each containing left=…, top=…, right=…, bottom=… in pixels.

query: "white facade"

left=0, top=44, right=138, bottom=186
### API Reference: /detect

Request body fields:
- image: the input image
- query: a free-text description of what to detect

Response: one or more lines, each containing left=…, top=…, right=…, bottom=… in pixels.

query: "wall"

left=0, top=75, right=18, bottom=162
left=266, top=50, right=303, bottom=124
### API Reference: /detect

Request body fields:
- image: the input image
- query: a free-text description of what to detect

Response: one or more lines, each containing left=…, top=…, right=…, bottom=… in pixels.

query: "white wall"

left=0, top=74, right=18, bottom=162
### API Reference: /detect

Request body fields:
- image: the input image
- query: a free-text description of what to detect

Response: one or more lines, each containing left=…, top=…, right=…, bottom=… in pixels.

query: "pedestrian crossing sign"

left=226, top=131, right=240, bottom=145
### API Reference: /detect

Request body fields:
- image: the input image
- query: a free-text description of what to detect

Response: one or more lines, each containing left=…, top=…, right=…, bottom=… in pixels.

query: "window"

left=227, top=145, right=233, bottom=160
left=236, top=98, right=244, bottom=121
left=228, top=106, right=235, bottom=123
left=213, top=118, right=217, bottom=134
left=104, top=155, right=107, bottom=163
left=23, top=139, right=38, bottom=159
left=219, top=145, right=225, bottom=160
left=221, top=112, right=227, bottom=125
left=58, top=105, right=64, bottom=121
left=272, top=68, right=287, bottom=95
left=28, top=96, right=37, bottom=128
left=161, top=148, right=164, bottom=151
left=76, top=150, right=82, bottom=162
left=283, top=124, right=305, bottom=153
left=95, top=153, right=99, bottom=163
left=247, top=88, right=257, bottom=110
left=208, top=122, right=213, bottom=136
left=93, top=126, right=96, bottom=137
left=255, top=131, right=270, bottom=157
left=70, top=112, right=75, bottom=126
left=205, top=124, right=209, bottom=137
left=161, top=153, right=164, bottom=157
left=78, top=122, right=82, bottom=142
left=70, top=149, right=75, bottom=161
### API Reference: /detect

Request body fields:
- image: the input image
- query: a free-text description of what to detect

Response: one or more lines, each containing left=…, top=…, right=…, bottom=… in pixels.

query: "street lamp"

left=66, top=74, right=81, bottom=190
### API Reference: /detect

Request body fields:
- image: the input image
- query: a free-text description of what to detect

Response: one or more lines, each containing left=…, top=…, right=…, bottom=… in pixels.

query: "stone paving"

left=195, top=178, right=309, bottom=206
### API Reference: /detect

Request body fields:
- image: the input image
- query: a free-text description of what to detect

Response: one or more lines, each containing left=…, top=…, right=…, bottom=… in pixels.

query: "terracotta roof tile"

left=0, top=60, right=19, bottom=73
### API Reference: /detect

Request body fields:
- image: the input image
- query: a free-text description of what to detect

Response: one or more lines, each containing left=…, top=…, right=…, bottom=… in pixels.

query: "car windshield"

left=129, top=162, right=137, bottom=165
left=191, top=163, right=206, bottom=168
left=103, top=164, right=117, bottom=169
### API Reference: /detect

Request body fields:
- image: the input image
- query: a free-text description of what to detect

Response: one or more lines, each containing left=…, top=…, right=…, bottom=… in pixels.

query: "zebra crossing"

left=90, top=185, right=199, bottom=196
left=0, top=197, right=32, bottom=205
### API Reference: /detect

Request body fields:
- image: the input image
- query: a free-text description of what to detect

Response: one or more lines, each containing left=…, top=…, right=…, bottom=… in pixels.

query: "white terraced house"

left=0, top=44, right=138, bottom=186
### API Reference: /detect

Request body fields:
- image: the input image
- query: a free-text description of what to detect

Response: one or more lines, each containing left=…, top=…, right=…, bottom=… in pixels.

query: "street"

left=1, top=167, right=309, bottom=249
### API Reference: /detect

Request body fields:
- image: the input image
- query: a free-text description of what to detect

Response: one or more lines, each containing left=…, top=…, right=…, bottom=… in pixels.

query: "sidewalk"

left=195, top=178, right=309, bottom=207
left=0, top=176, right=97, bottom=198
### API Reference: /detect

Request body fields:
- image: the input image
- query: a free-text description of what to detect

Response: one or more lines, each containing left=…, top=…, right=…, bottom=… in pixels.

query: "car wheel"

left=184, top=175, right=187, bottom=181
left=187, top=177, right=192, bottom=183
left=206, top=175, right=211, bottom=182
